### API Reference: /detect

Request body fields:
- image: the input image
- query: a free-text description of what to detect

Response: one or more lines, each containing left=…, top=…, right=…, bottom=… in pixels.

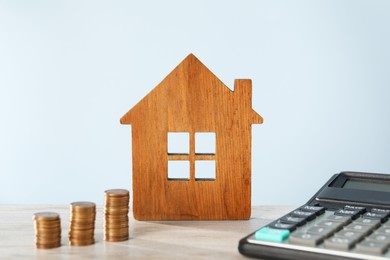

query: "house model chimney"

left=235, top=79, right=252, bottom=104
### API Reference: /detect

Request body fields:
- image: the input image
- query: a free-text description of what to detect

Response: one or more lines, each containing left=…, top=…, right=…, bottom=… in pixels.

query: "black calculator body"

left=239, top=171, right=390, bottom=260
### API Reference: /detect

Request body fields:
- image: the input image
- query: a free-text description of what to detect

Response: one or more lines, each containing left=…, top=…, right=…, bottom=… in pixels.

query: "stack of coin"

left=104, top=189, right=130, bottom=242
left=33, top=212, right=61, bottom=249
left=69, top=201, right=96, bottom=246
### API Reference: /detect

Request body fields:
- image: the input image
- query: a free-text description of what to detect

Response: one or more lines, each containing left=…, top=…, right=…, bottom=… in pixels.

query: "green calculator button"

left=255, top=227, right=290, bottom=242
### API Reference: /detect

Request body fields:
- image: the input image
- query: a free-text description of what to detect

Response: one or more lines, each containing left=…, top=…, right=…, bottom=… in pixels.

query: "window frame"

left=167, top=131, right=216, bottom=181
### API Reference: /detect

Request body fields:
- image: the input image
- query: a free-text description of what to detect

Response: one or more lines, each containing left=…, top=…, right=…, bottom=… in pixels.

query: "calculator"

left=238, top=171, right=390, bottom=260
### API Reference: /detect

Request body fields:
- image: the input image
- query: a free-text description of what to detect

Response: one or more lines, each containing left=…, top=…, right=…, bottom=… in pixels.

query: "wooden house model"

left=120, top=54, right=263, bottom=220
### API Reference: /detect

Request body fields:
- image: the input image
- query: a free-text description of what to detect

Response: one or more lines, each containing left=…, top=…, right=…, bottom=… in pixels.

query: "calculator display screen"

left=342, top=179, right=390, bottom=192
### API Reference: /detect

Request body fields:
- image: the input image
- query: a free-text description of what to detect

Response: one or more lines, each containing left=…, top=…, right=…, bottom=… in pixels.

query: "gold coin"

left=71, top=209, right=96, bottom=214
left=35, top=220, right=61, bottom=225
left=105, top=189, right=129, bottom=197
left=104, top=223, right=129, bottom=229
left=36, top=236, right=61, bottom=242
left=105, top=196, right=129, bottom=201
left=104, top=235, right=129, bottom=242
left=71, top=204, right=96, bottom=209
left=105, top=197, right=129, bottom=201
left=105, top=214, right=129, bottom=219
left=105, top=232, right=128, bottom=237
left=105, top=213, right=128, bottom=218
left=36, top=242, right=61, bottom=249
left=105, top=210, right=128, bottom=215
left=35, top=239, right=61, bottom=245
left=104, top=227, right=129, bottom=234
left=34, top=225, right=61, bottom=232
left=70, top=221, right=94, bottom=226
left=105, top=230, right=128, bottom=236
left=69, top=229, right=94, bottom=235
left=104, top=219, right=128, bottom=225
left=69, top=232, right=94, bottom=237
left=104, top=229, right=128, bottom=234
left=70, top=208, right=96, bottom=216
left=105, top=205, right=129, bottom=210
left=35, top=238, right=61, bottom=243
left=104, top=233, right=129, bottom=238
left=36, top=230, right=61, bottom=237
left=105, top=195, right=129, bottom=200
left=69, top=230, right=94, bottom=235
left=33, top=212, right=60, bottom=221
left=105, top=200, right=129, bottom=206
left=69, top=239, right=95, bottom=246
left=35, top=231, right=61, bottom=236
left=35, top=239, right=61, bottom=243
left=70, top=217, right=96, bottom=224
left=69, top=236, right=94, bottom=241
left=70, top=224, right=95, bottom=230
left=71, top=209, right=95, bottom=214
left=69, top=235, right=94, bottom=241
left=71, top=201, right=96, bottom=209
left=35, top=219, right=61, bottom=224
left=105, top=220, right=128, bottom=226
left=105, top=206, right=129, bottom=212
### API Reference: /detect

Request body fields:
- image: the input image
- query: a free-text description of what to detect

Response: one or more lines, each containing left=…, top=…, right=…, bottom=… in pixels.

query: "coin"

left=68, top=201, right=96, bottom=246
left=33, top=212, right=60, bottom=221
left=36, top=242, right=61, bottom=249
left=35, top=223, right=61, bottom=228
left=105, top=222, right=128, bottom=228
left=69, top=239, right=95, bottom=246
left=105, top=189, right=129, bottom=197
left=105, top=201, right=129, bottom=207
left=33, top=211, right=62, bottom=249
left=104, top=235, right=129, bottom=242
left=105, top=214, right=129, bottom=220
left=69, top=234, right=94, bottom=240
left=104, top=189, right=130, bottom=242
left=70, top=224, right=95, bottom=230
left=71, top=201, right=96, bottom=209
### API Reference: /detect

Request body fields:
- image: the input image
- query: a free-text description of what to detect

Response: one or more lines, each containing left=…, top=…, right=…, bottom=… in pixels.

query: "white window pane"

left=168, top=160, right=190, bottom=180
left=195, top=160, right=215, bottom=180
left=195, top=132, right=215, bottom=154
left=168, top=132, right=189, bottom=154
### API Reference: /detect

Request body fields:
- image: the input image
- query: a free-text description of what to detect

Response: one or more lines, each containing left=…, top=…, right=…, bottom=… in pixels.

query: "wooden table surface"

left=0, top=205, right=295, bottom=259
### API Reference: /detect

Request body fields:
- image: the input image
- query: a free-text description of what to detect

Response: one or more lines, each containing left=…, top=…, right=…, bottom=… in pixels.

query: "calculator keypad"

left=253, top=204, right=390, bottom=258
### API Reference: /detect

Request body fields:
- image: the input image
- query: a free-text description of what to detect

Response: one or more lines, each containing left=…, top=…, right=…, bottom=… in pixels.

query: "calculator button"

left=344, top=223, right=373, bottom=235
left=376, top=226, right=390, bottom=235
left=383, top=220, right=390, bottom=228
left=363, top=212, right=389, bottom=222
left=371, top=208, right=390, bottom=216
left=324, top=236, right=356, bottom=250
left=290, top=210, right=316, bottom=221
left=366, top=233, right=390, bottom=245
left=356, top=240, right=388, bottom=255
left=334, top=230, right=365, bottom=243
left=300, top=205, right=325, bottom=216
left=289, top=231, right=324, bottom=246
left=344, top=205, right=366, bottom=213
left=334, top=209, right=361, bottom=220
left=255, top=227, right=290, bottom=242
left=354, top=217, right=381, bottom=228
left=315, top=220, right=344, bottom=231
left=326, top=215, right=352, bottom=224
left=280, top=216, right=306, bottom=226
left=268, top=221, right=296, bottom=232
left=306, top=226, right=334, bottom=238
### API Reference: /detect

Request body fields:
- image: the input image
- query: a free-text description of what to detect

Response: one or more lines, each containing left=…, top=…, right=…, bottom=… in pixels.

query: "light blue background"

left=1, top=1, right=390, bottom=206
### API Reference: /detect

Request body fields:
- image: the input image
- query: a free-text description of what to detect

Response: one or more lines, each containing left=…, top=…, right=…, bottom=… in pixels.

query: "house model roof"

left=120, top=54, right=263, bottom=125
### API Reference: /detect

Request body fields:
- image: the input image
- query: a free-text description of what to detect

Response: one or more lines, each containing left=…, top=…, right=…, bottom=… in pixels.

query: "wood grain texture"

left=121, top=54, right=263, bottom=220
left=0, top=205, right=295, bottom=259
